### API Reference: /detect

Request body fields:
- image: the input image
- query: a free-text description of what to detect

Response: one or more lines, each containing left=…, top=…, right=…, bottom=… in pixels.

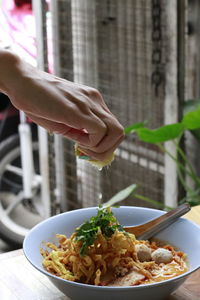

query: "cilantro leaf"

left=75, top=206, right=124, bottom=256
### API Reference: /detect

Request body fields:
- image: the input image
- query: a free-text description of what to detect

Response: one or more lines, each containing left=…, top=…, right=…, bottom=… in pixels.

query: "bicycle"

left=0, top=93, right=46, bottom=246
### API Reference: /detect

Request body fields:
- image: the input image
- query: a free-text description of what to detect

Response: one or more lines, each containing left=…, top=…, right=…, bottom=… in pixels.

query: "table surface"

left=0, top=206, right=199, bottom=300
left=184, top=205, right=200, bottom=226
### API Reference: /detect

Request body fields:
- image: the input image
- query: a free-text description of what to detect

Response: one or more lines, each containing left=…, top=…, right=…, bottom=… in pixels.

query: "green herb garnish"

left=75, top=206, right=123, bottom=256
left=75, top=184, right=136, bottom=256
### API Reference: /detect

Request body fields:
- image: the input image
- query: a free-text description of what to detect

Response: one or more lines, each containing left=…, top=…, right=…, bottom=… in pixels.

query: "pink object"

left=0, top=0, right=52, bottom=70
left=1, top=0, right=36, bottom=61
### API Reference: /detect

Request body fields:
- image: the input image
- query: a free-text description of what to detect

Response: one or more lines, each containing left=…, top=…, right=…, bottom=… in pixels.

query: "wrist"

left=0, top=50, right=21, bottom=95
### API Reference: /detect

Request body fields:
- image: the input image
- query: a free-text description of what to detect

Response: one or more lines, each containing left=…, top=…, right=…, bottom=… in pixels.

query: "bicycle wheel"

left=0, top=134, right=43, bottom=246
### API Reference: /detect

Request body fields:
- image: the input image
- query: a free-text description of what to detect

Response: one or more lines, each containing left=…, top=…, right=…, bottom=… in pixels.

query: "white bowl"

left=23, top=206, right=200, bottom=300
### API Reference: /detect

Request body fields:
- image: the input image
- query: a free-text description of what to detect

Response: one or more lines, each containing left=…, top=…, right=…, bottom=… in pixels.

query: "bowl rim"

left=23, top=206, right=200, bottom=290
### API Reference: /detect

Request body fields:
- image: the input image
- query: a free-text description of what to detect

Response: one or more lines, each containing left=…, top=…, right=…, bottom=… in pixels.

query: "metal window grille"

left=33, top=0, right=199, bottom=213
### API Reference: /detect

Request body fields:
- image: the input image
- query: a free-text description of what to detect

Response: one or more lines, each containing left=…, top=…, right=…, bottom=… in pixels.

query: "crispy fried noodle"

left=41, top=207, right=188, bottom=286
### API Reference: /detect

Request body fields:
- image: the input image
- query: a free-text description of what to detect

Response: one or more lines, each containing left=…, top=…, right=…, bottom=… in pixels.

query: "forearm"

left=0, top=49, right=21, bottom=95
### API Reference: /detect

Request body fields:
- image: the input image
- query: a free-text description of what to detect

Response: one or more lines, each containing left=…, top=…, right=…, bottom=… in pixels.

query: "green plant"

left=125, top=101, right=200, bottom=208
left=183, top=100, right=200, bottom=143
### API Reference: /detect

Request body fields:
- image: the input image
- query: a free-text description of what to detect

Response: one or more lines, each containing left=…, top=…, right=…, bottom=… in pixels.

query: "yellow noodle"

left=41, top=228, right=188, bottom=286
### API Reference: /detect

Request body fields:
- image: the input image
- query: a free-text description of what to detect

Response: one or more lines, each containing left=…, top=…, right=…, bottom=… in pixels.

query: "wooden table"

left=0, top=207, right=199, bottom=300
left=184, top=205, right=200, bottom=226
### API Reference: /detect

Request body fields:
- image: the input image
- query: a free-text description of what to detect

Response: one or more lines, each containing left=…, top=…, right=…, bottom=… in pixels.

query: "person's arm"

left=0, top=50, right=124, bottom=160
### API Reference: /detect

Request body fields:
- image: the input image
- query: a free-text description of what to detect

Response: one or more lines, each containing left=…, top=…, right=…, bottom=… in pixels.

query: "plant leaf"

left=103, top=184, right=138, bottom=208
left=183, top=99, right=200, bottom=115
left=190, top=129, right=200, bottom=143
left=182, top=106, right=200, bottom=130
left=183, top=100, right=200, bottom=143
left=136, top=123, right=184, bottom=143
left=124, top=122, right=147, bottom=134
left=134, top=194, right=172, bottom=211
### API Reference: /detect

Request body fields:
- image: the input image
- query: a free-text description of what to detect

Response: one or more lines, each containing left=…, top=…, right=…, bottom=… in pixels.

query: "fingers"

left=82, top=114, right=124, bottom=153
left=27, top=112, right=108, bottom=147
left=27, top=96, right=125, bottom=156
left=27, top=113, right=70, bottom=134
left=27, top=113, right=91, bottom=143
left=77, top=134, right=124, bottom=161
left=28, top=112, right=124, bottom=161
left=78, top=111, right=108, bottom=147
left=69, top=110, right=124, bottom=156
left=27, top=113, right=107, bottom=148
left=77, top=88, right=124, bottom=151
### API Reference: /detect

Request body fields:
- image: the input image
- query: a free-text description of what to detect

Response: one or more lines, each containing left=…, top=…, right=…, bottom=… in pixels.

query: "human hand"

left=0, top=51, right=124, bottom=160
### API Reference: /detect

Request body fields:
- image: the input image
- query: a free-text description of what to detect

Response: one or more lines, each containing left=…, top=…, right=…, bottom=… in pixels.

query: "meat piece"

left=135, top=244, right=152, bottom=262
left=115, top=266, right=129, bottom=277
left=107, top=270, right=145, bottom=286
left=152, top=248, right=173, bottom=264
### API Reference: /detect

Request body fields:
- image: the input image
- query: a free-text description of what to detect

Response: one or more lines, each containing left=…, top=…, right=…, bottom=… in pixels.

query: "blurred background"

left=0, top=0, right=199, bottom=252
